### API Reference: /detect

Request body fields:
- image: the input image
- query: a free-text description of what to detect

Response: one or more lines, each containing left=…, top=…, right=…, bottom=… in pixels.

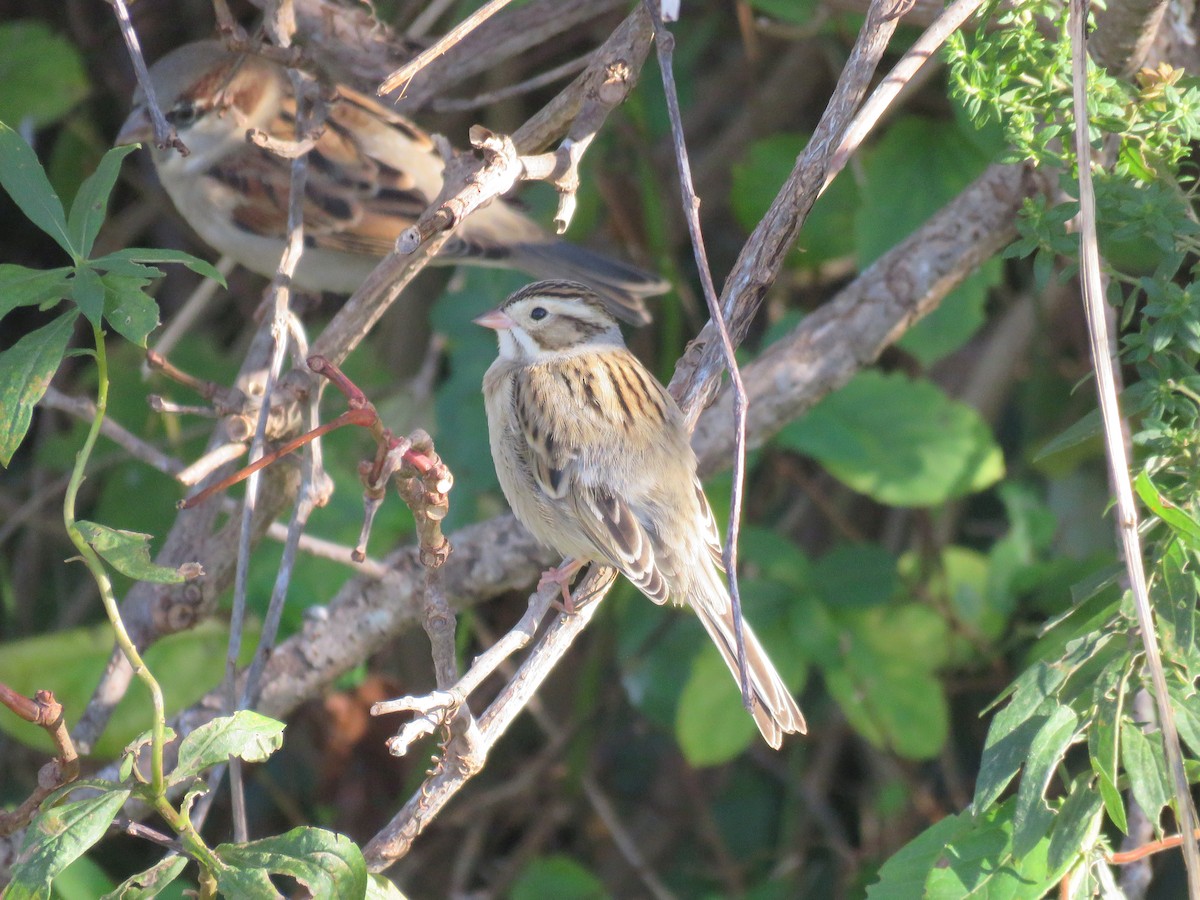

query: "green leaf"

left=510, top=855, right=608, bottom=900
left=101, top=274, right=160, bottom=347
left=1121, top=720, right=1171, bottom=828
left=66, top=145, right=137, bottom=259
left=1135, top=471, right=1200, bottom=553
left=925, top=798, right=1067, bottom=897
left=868, top=798, right=1065, bottom=899
left=1047, top=773, right=1104, bottom=872
left=171, top=711, right=285, bottom=785
left=810, top=542, right=896, bottom=609
left=91, top=248, right=227, bottom=286
left=0, top=620, right=259, bottom=757
left=0, top=122, right=73, bottom=257
left=0, top=264, right=71, bottom=319
left=5, top=786, right=131, bottom=899
left=366, top=873, right=410, bottom=899
left=100, top=855, right=188, bottom=900
left=69, top=266, right=105, bottom=326
left=973, top=712, right=1050, bottom=817
left=0, top=22, right=88, bottom=129
left=1151, top=539, right=1197, bottom=653
left=823, top=604, right=949, bottom=759
left=857, top=117, right=996, bottom=364
left=675, top=643, right=760, bottom=765
left=731, top=133, right=859, bottom=269
left=1012, top=705, right=1080, bottom=857
left=865, top=812, right=966, bottom=900
left=75, top=521, right=190, bottom=584
left=215, top=827, right=367, bottom=899
left=778, top=371, right=1004, bottom=507
left=0, top=310, right=76, bottom=466
left=1088, top=656, right=1131, bottom=833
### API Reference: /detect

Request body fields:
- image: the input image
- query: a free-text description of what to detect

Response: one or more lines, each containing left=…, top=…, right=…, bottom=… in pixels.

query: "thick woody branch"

left=669, top=0, right=911, bottom=424
left=398, top=6, right=652, bottom=252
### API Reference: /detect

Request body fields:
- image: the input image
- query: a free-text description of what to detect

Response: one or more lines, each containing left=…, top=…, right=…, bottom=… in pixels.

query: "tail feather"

left=693, top=596, right=807, bottom=748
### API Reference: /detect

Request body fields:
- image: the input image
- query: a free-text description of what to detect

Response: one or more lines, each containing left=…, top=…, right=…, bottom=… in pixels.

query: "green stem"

left=62, top=322, right=167, bottom=795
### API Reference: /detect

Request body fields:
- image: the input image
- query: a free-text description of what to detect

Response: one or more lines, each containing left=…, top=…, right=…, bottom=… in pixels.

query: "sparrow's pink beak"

left=473, top=308, right=515, bottom=331
left=115, top=107, right=153, bottom=146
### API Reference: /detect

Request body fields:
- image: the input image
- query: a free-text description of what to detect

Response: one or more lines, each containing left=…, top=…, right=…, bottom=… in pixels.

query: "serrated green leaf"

left=66, top=145, right=137, bottom=259
left=171, top=711, right=285, bottom=785
left=1121, top=720, right=1171, bottom=828
left=91, top=248, right=226, bottom=286
left=215, top=826, right=367, bottom=899
left=510, top=855, right=608, bottom=900
left=0, top=122, right=73, bottom=257
left=75, top=521, right=188, bottom=584
left=0, top=264, right=71, bottom=319
left=101, top=274, right=160, bottom=347
left=1088, top=655, right=1130, bottom=833
left=69, top=266, right=104, bottom=326
left=5, top=787, right=131, bottom=899
left=973, top=711, right=1050, bottom=816
left=0, top=310, right=76, bottom=466
left=100, top=855, right=188, bottom=900
left=1046, top=777, right=1099, bottom=873
left=1152, top=539, right=1197, bottom=653
left=1136, top=471, right=1200, bottom=553
left=1012, top=705, right=1080, bottom=857
left=925, top=798, right=1066, bottom=897
left=0, top=22, right=88, bottom=129
left=778, top=371, right=1004, bottom=506
left=865, top=811, right=966, bottom=899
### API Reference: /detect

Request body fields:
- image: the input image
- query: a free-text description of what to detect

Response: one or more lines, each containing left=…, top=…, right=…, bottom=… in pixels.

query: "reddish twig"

left=0, top=688, right=79, bottom=836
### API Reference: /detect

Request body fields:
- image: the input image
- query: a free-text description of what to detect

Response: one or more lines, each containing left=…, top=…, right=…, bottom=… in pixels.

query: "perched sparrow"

left=477, top=281, right=806, bottom=747
left=116, top=41, right=667, bottom=323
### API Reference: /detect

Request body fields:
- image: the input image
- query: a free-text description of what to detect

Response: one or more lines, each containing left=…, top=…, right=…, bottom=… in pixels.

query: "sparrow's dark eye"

left=529, top=306, right=548, bottom=321
left=166, top=101, right=199, bottom=127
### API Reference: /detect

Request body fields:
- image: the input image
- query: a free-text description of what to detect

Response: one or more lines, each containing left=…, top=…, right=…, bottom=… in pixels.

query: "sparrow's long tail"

left=691, top=574, right=807, bottom=748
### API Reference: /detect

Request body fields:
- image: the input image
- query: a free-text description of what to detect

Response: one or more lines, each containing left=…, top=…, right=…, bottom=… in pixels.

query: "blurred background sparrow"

left=116, top=40, right=668, bottom=324
left=476, top=281, right=806, bottom=747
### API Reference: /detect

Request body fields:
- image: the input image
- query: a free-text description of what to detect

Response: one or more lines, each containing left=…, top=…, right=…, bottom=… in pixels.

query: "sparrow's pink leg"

left=538, top=558, right=584, bottom=613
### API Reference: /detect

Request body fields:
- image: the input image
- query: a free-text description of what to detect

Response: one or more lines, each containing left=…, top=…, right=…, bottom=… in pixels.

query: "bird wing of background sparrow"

left=215, top=82, right=554, bottom=262
left=209, top=88, right=432, bottom=256
left=514, top=354, right=695, bottom=605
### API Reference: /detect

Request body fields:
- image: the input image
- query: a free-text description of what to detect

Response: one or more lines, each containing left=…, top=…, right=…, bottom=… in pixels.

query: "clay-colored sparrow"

left=477, top=281, right=806, bottom=747
left=116, top=41, right=666, bottom=323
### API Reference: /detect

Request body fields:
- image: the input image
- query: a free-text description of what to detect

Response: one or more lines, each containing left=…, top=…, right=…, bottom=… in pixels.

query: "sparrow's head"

left=474, top=281, right=626, bottom=362
left=116, top=40, right=284, bottom=169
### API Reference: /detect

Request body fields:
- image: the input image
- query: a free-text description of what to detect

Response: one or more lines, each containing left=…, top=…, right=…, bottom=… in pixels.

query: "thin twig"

left=669, top=0, right=908, bottom=422
left=824, top=0, right=986, bottom=193
left=645, top=2, right=752, bottom=705
left=430, top=52, right=594, bottom=113
left=105, top=0, right=186, bottom=154
left=39, top=387, right=185, bottom=477
left=1068, top=0, right=1200, bottom=892
left=379, top=0, right=517, bottom=96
